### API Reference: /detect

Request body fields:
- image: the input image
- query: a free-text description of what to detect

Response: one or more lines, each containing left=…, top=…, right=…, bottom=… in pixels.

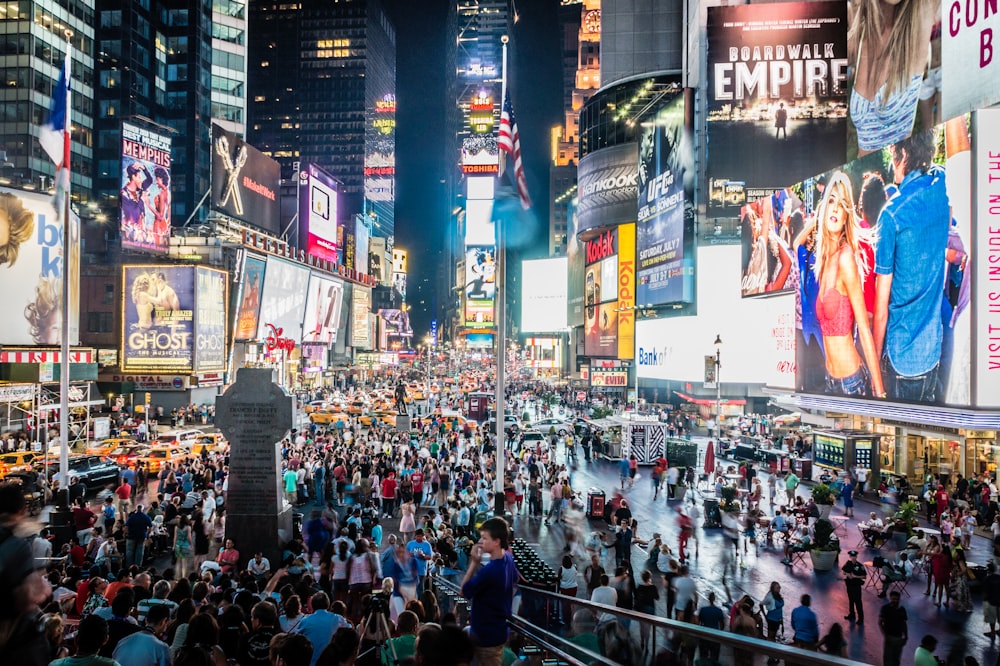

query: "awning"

left=674, top=391, right=747, bottom=407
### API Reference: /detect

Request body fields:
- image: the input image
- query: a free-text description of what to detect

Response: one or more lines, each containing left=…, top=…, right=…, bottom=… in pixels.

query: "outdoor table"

left=829, top=515, right=849, bottom=538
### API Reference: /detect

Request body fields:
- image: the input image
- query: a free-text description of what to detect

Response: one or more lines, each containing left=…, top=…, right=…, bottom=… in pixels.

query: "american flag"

left=498, top=91, right=531, bottom=210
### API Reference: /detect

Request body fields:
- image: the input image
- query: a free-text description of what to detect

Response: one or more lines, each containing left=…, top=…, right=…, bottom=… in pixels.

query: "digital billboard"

left=789, top=119, right=971, bottom=406
left=354, top=216, right=370, bottom=275
left=943, top=2, right=1000, bottom=120
left=369, top=237, right=387, bottom=284
left=122, top=266, right=195, bottom=371
left=298, top=163, right=339, bottom=264
left=521, top=257, right=568, bottom=333
left=194, top=267, right=227, bottom=372
left=584, top=228, right=619, bottom=358
left=234, top=255, right=265, bottom=341
left=566, top=196, right=585, bottom=328
left=256, top=257, right=310, bottom=343
left=465, top=246, right=496, bottom=301
left=706, top=1, right=848, bottom=217
left=617, top=223, right=636, bottom=360
left=365, top=93, right=395, bottom=202
left=576, top=143, right=638, bottom=236
left=738, top=188, right=802, bottom=298
left=211, top=123, right=281, bottom=234
left=302, top=274, right=344, bottom=345
left=351, top=287, right=372, bottom=350
left=975, top=108, right=1000, bottom=407
left=0, top=188, right=80, bottom=346
left=379, top=309, right=413, bottom=338
left=464, top=198, right=495, bottom=246
left=465, top=300, right=495, bottom=328
left=636, top=245, right=796, bottom=389
left=636, top=92, right=695, bottom=306
left=120, top=121, right=172, bottom=254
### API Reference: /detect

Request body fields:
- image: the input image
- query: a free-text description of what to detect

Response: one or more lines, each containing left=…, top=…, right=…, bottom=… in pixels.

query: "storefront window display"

left=907, top=434, right=962, bottom=486
left=965, top=433, right=998, bottom=479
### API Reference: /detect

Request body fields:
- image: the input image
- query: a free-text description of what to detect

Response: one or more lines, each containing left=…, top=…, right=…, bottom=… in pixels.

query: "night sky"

left=386, top=0, right=563, bottom=334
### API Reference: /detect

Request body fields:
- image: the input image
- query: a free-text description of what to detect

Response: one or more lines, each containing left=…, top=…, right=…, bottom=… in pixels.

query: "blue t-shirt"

left=619, top=458, right=630, bottom=476
left=406, top=539, right=433, bottom=576
left=293, top=610, right=351, bottom=666
left=875, top=167, right=949, bottom=377
left=697, top=604, right=726, bottom=631
left=790, top=605, right=819, bottom=643
left=461, top=551, right=518, bottom=648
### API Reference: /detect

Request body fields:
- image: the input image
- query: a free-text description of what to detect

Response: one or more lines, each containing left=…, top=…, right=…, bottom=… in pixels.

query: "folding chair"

left=885, top=575, right=911, bottom=597
left=790, top=548, right=809, bottom=569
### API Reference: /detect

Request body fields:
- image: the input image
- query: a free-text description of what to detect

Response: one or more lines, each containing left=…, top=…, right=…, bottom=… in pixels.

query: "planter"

left=817, top=504, right=833, bottom=520
left=809, top=549, right=840, bottom=572
left=672, top=487, right=688, bottom=502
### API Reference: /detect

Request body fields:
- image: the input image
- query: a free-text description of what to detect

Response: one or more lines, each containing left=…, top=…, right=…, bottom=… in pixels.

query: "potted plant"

left=811, top=483, right=837, bottom=520
left=720, top=485, right=740, bottom=513
left=890, top=501, right=919, bottom=549
left=808, top=517, right=841, bottom=572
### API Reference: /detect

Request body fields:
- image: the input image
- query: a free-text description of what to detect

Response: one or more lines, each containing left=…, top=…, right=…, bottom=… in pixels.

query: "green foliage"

left=591, top=406, right=613, bottom=419
left=892, top=501, right=919, bottom=537
left=811, top=483, right=836, bottom=505
left=812, top=518, right=840, bottom=552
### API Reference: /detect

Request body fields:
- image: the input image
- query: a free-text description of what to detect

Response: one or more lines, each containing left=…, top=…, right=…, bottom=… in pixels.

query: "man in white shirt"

left=589, top=574, right=618, bottom=625
left=247, top=551, right=271, bottom=582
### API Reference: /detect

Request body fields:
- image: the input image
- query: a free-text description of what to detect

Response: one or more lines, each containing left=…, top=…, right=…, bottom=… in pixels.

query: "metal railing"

left=432, top=574, right=872, bottom=666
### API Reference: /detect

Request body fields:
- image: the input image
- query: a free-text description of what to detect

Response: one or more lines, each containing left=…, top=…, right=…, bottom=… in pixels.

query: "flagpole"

left=58, top=31, right=72, bottom=507
left=493, top=36, right=508, bottom=517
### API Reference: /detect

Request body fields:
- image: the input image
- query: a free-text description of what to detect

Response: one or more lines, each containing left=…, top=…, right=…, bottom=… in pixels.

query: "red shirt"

left=381, top=477, right=397, bottom=499
left=115, top=482, right=132, bottom=500
left=411, top=472, right=424, bottom=493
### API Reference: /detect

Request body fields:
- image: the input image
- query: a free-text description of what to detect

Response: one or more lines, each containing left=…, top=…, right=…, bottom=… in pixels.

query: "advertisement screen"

left=636, top=93, right=695, bottom=306
left=576, top=143, right=638, bottom=236
left=211, top=123, right=281, bottom=233
left=739, top=188, right=803, bottom=298
left=120, top=121, right=172, bottom=254
left=706, top=1, right=849, bottom=218
left=256, top=257, right=310, bottom=343
left=584, top=227, right=619, bottom=357
left=302, top=274, right=344, bottom=345
left=194, top=267, right=227, bottom=372
left=943, top=4, right=1000, bottom=120
left=976, top=108, right=1000, bottom=408
left=366, top=93, right=396, bottom=202
left=234, top=255, right=265, bottom=341
left=354, top=217, right=370, bottom=275
left=464, top=199, right=495, bottom=246
left=465, top=299, right=495, bottom=327
left=351, top=287, right=372, bottom=349
left=298, top=164, right=339, bottom=264
left=521, top=257, right=568, bottom=333
left=566, top=197, right=585, bottom=327
left=618, top=223, right=636, bottom=360
left=636, top=245, right=796, bottom=388
left=122, top=266, right=195, bottom=371
left=380, top=309, right=413, bottom=338
left=585, top=303, right=619, bottom=358
left=0, top=187, right=80, bottom=346
left=392, top=273, right=407, bottom=301
left=790, top=119, right=971, bottom=406
left=465, top=246, right=496, bottom=301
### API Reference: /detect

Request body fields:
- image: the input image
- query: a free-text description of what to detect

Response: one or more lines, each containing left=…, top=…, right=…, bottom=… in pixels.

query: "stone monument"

left=216, top=367, right=293, bottom=570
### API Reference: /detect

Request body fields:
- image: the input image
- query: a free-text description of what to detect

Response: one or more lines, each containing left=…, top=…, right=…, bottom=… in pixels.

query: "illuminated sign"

left=375, top=95, right=396, bottom=113
left=264, top=323, right=296, bottom=353
left=591, top=370, right=628, bottom=387
left=120, top=121, right=172, bottom=254
left=211, top=123, right=281, bottom=234
left=298, top=164, right=339, bottom=264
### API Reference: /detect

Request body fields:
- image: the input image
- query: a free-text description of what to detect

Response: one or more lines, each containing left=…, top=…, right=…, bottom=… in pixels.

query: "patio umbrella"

left=703, top=442, right=716, bottom=476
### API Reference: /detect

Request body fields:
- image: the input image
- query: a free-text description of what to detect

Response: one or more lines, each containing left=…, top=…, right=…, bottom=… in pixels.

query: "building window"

left=103, top=284, right=114, bottom=305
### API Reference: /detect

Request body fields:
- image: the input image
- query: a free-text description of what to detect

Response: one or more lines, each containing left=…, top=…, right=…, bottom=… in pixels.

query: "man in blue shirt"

left=124, top=504, right=152, bottom=568
left=874, top=129, right=950, bottom=402
left=790, top=593, right=819, bottom=650
left=461, top=517, right=518, bottom=666
left=406, top=529, right=433, bottom=592
left=293, top=591, right=351, bottom=666
left=112, top=603, right=171, bottom=666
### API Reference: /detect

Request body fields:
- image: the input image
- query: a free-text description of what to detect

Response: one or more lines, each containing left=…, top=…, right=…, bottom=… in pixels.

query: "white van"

left=154, top=428, right=205, bottom=447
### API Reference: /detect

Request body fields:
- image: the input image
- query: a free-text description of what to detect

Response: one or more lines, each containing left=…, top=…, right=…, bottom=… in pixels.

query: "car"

left=85, top=438, right=137, bottom=457
left=302, top=400, right=328, bottom=414
left=309, top=409, right=350, bottom=426
left=529, top=418, right=573, bottom=436
left=484, top=415, right=520, bottom=435
left=107, top=444, right=152, bottom=468
left=0, top=451, right=40, bottom=479
left=153, top=429, right=205, bottom=446
left=520, top=429, right=548, bottom=448
left=347, top=400, right=368, bottom=415
left=190, top=434, right=227, bottom=456
left=358, top=411, right=398, bottom=427
left=138, top=446, right=190, bottom=473
left=35, top=454, right=121, bottom=495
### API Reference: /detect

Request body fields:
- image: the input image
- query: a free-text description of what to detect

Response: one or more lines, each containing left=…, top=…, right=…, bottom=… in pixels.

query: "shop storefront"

left=964, top=431, right=998, bottom=479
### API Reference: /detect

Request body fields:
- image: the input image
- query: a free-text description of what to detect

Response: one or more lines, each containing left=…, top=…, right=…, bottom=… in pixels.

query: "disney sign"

left=264, top=323, right=296, bottom=353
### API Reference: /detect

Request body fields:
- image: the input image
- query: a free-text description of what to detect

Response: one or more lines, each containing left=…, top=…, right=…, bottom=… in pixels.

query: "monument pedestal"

left=216, top=368, right=293, bottom=571
left=396, top=414, right=411, bottom=432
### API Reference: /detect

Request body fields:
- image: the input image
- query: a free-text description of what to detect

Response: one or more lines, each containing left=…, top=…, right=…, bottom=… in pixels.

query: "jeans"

left=883, top=357, right=938, bottom=402
left=313, top=478, right=325, bottom=506
left=883, top=634, right=906, bottom=666
left=125, top=538, right=145, bottom=568
left=825, top=364, right=870, bottom=397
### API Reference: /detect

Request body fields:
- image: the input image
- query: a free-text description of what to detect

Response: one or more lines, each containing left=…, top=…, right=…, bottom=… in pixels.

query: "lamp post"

left=714, top=334, right=723, bottom=438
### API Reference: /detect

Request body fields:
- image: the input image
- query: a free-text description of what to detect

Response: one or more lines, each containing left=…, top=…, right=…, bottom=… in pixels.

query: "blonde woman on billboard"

left=0, top=191, right=35, bottom=268
left=848, top=0, right=935, bottom=155
left=813, top=172, right=884, bottom=398
left=24, top=275, right=61, bottom=344
left=131, top=273, right=155, bottom=331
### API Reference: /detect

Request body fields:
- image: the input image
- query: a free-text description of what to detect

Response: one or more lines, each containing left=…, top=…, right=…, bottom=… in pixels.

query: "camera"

left=367, top=592, right=390, bottom=616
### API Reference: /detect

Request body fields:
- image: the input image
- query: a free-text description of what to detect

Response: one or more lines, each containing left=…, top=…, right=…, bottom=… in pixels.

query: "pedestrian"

left=460, top=517, right=518, bottom=666
left=696, top=591, right=726, bottom=663
left=677, top=507, right=694, bottom=563
left=983, top=561, right=1000, bottom=637
left=790, top=594, right=819, bottom=650
left=818, top=622, right=848, bottom=657
left=842, top=550, right=866, bottom=625
left=878, top=590, right=908, bottom=666
left=666, top=464, right=680, bottom=500
left=619, top=456, right=630, bottom=490
left=841, top=476, right=855, bottom=517
left=913, top=634, right=938, bottom=666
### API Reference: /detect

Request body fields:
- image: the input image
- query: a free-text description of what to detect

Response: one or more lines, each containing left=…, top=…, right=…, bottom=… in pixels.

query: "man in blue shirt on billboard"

left=874, top=129, right=949, bottom=402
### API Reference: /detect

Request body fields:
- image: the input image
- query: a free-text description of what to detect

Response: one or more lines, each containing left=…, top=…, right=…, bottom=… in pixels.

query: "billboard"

left=194, top=267, right=227, bottom=372
left=302, top=274, right=344, bottom=345
left=0, top=188, right=80, bottom=346
left=738, top=188, right=802, bottom=298
left=521, top=257, right=568, bottom=333
left=211, top=123, right=281, bottom=233
left=379, top=309, right=413, bottom=338
left=636, top=246, right=796, bottom=388
left=975, top=109, right=1000, bottom=407
left=464, top=198, right=495, bottom=246
left=298, top=164, right=339, bottom=264
left=943, top=2, right=1000, bottom=120
left=617, top=223, right=635, bottom=360
left=576, top=143, right=638, bottom=236
left=355, top=216, right=371, bottom=275
left=465, top=246, right=496, bottom=301
left=566, top=197, right=585, bottom=328
left=365, top=93, right=395, bottom=202
left=591, top=369, right=629, bottom=388
left=256, top=257, right=310, bottom=343
left=122, top=266, right=195, bottom=371
left=120, top=121, right=172, bottom=254
left=584, top=227, right=619, bottom=357
left=706, top=1, right=849, bottom=218
left=351, top=287, right=372, bottom=349
left=369, top=237, right=387, bottom=284
left=789, top=119, right=970, bottom=406
left=636, top=93, right=695, bottom=306
left=234, top=255, right=265, bottom=341
left=465, top=299, right=495, bottom=327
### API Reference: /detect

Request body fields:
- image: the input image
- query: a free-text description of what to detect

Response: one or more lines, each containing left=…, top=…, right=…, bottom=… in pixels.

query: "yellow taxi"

left=432, top=411, right=475, bottom=432
left=190, top=434, right=226, bottom=456
left=138, top=446, right=190, bottom=473
left=358, top=411, right=398, bottom=428
left=85, top=438, right=136, bottom=457
left=309, top=409, right=350, bottom=426
left=0, top=451, right=40, bottom=479
left=347, top=399, right=368, bottom=415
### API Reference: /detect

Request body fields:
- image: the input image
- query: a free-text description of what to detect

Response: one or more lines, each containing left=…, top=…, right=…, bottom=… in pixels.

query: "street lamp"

left=714, top=334, right=723, bottom=438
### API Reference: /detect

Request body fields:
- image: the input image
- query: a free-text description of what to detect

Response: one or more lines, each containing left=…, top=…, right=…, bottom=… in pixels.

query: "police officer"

left=842, top=549, right=866, bottom=624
